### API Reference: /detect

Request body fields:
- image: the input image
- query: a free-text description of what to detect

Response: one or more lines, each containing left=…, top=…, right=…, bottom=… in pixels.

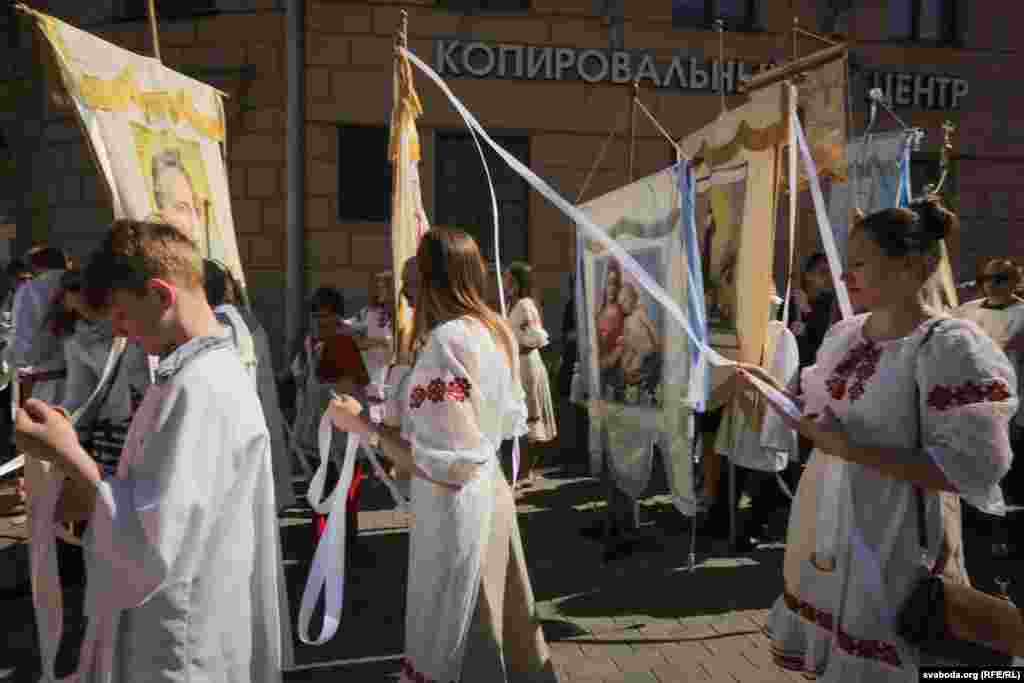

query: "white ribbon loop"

left=297, top=412, right=360, bottom=646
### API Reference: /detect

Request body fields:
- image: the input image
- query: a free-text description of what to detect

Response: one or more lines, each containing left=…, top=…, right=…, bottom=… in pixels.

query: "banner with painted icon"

left=24, top=8, right=245, bottom=287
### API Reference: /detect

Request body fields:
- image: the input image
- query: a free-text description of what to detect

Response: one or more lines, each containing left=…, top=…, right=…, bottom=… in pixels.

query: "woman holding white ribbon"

left=329, top=229, right=558, bottom=683
left=738, top=198, right=1016, bottom=679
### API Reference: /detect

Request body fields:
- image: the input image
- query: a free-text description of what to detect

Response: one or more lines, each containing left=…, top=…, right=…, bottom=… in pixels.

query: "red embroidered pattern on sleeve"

left=409, top=376, right=472, bottom=409
left=824, top=340, right=883, bottom=402
left=926, top=379, right=1012, bottom=411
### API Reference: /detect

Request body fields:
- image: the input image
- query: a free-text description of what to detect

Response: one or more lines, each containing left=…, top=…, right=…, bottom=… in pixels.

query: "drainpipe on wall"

left=607, top=0, right=625, bottom=51
left=285, top=0, right=306, bottom=368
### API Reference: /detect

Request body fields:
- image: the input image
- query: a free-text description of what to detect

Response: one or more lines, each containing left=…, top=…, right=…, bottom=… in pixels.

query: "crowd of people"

left=0, top=195, right=1021, bottom=682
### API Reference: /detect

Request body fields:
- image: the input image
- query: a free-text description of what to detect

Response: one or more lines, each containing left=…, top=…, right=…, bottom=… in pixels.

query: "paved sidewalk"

left=2, top=469, right=1021, bottom=682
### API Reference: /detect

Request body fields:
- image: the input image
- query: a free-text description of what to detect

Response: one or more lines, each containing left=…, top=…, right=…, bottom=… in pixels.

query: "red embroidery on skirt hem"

left=781, top=591, right=903, bottom=669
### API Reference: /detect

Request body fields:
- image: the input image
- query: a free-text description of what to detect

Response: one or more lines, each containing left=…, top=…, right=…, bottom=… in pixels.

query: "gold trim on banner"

left=692, top=120, right=785, bottom=167
left=77, top=71, right=225, bottom=141
left=19, top=6, right=225, bottom=142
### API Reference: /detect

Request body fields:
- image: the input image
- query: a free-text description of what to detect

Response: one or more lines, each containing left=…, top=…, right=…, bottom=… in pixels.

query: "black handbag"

left=896, top=319, right=1022, bottom=664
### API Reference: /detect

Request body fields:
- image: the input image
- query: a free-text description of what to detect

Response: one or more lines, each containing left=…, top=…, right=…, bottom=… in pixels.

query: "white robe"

left=82, top=335, right=282, bottom=682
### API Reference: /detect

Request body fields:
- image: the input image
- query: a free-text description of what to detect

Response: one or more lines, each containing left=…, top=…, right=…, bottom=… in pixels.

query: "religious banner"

left=23, top=8, right=245, bottom=285
left=694, top=164, right=749, bottom=352
left=390, top=45, right=430, bottom=359
left=798, top=49, right=850, bottom=186
left=678, top=82, right=786, bottom=395
left=578, top=166, right=696, bottom=512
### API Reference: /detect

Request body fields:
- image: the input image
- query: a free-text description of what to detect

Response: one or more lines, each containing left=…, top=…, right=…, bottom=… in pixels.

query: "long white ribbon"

left=792, top=114, right=853, bottom=570
left=298, top=412, right=360, bottom=645
left=30, top=337, right=129, bottom=682
left=401, top=48, right=731, bottom=372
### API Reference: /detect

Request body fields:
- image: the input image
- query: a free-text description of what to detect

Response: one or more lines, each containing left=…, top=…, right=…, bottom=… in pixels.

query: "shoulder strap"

left=914, top=317, right=947, bottom=553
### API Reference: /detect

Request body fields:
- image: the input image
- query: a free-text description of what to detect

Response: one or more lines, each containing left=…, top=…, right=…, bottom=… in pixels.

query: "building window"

left=437, top=0, right=530, bottom=12
left=338, top=125, right=392, bottom=223
left=672, top=0, right=759, bottom=30
left=889, top=0, right=961, bottom=44
left=435, top=132, right=529, bottom=265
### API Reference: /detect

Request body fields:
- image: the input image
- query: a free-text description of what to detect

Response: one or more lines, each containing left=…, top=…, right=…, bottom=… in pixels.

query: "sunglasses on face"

left=979, top=273, right=1015, bottom=286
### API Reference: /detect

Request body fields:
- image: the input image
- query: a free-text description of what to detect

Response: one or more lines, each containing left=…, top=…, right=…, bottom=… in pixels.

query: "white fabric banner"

left=578, top=167, right=696, bottom=511
left=29, top=10, right=245, bottom=285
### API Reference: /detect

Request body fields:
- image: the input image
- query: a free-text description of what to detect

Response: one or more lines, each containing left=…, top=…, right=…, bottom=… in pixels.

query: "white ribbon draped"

left=297, top=412, right=360, bottom=645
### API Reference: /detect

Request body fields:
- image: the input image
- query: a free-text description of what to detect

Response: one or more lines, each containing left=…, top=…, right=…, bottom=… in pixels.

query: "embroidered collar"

left=153, top=335, right=233, bottom=385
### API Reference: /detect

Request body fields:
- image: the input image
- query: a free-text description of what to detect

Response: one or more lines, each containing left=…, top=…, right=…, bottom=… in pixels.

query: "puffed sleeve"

left=916, top=319, right=1017, bottom=514
left=401, top=323, right=491, bottom=488
left=511, top=299, right=550, bottom=350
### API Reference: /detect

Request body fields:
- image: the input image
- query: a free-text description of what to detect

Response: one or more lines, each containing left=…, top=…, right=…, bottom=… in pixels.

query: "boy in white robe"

left=15, top=220, right=282, bottom=683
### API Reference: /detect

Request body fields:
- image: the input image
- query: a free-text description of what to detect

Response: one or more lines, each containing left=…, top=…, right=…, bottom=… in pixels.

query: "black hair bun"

left=910, top=195, right=957, bottom=241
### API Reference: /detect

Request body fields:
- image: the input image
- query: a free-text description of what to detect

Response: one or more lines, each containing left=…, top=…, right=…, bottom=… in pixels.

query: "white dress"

left=397, top=318, right=556, bottom=683
left=955, top=297, right=1024, bottom=427
left=345, top=305, right=394, bottom=387
left=769, top=315, right=1016, bottom=681
left=508, top=298, right=557, bottom=443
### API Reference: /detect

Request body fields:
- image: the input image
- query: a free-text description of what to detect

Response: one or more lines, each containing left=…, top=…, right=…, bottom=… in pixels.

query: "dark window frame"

left=434, top=129, right=531, bottom=267
left=337, top=124, right=393, bottom=224
left=672, top=0, right=760, bottom=32
left=890, top=0, right=963, bottom=45
left=435, top=0, right=531, bottom=14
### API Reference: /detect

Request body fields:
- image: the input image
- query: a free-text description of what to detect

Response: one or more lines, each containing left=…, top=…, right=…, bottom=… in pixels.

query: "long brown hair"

left=413, top=229, right=515, bottom=370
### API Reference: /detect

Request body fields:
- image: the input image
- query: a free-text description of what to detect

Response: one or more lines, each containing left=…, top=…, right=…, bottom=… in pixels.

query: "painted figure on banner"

left=592, top=246, right=665, bottom=406
left=694, top=172, right=747, bottom=350
left=132, top=125, right=220, bottom=254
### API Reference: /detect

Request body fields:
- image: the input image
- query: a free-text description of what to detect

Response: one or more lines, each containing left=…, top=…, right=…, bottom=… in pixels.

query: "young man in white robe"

left=15, top=219, right=283, bottom=683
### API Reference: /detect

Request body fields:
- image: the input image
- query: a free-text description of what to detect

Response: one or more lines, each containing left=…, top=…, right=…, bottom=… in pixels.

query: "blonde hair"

left=413, top=229, right=515, bottom=370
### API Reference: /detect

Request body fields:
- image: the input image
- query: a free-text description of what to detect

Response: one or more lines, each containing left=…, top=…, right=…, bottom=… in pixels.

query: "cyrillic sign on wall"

left=433, top=40, right=970, bottom=110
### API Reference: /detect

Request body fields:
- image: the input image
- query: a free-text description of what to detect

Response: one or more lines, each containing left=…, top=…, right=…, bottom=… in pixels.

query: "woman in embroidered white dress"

left=330, top=229, right=558, bottom=683
left=343, top=270, right=396, bottom=387
left=737, top=198, right=1016, bottom=680
left=504, top=262, right=557, bottom=487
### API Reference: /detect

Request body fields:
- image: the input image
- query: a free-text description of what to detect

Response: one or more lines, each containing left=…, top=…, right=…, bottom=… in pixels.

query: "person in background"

left=342, top=270, right=395, bottom=387
left=9, top=246, right=69, bottom=543
left=204, top=260, right=295, bottom=512
left=291, top=286, right=370, bottom=556
left=557, top=273, right=588, bottom=476
left=504, top=262, right=557, bottom=489
left=954, top=257, right=1024, bottom=557
left=328, top=228, right=558, bottom=683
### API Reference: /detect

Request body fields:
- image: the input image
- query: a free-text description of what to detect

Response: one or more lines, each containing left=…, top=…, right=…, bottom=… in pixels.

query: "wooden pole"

left=627, top=80, right=637, bottom=183
left=147, top=0, right=162, bottom=63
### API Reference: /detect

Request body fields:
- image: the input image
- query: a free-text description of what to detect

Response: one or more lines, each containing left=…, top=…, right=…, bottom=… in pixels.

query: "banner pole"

left=147, top=0, right=163, bottom=62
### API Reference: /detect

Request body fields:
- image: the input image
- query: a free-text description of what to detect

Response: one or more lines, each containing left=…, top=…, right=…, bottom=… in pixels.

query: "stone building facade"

left=1, top=0, right=1021, bottom=363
